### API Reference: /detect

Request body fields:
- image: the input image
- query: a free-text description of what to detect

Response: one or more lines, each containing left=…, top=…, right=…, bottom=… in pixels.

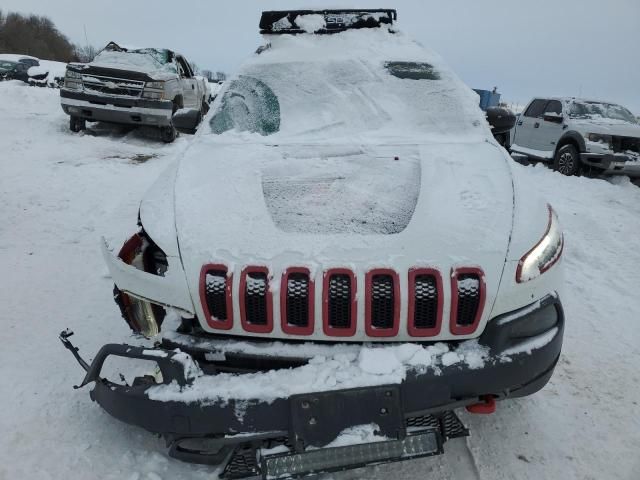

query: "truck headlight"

left=64, top=69, right=83, bottom=90
left=587, top=133, right=613, bottom=147
left=142, top=81, right=166, bottom=100
left=516, top=205, right=563, bottom=283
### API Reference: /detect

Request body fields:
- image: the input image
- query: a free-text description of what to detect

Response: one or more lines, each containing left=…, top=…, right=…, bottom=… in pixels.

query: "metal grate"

left=406, top=415, right=440, bottom=430
left=370, top=274, right=395, bottom=329
left=413, top=274, right=439, bottom=329
left=456, top=274, right=481, bottom=326
left=221, top=444, right=260, bottom=479
left=439, top=411, right=469, bottom=439
left=205, top=270, right=228, bottom=321
left=286, top=273, right=310, bottom=327
left=245, top=272, right=268, bottom=325
left=82, top=74, right=144, bottom=98
left=328, top=274, right=352, bottom=328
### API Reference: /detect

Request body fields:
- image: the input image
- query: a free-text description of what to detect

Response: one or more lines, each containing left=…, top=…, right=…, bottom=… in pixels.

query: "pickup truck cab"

left=60, top=42, right=209, bottom=142
left=509, top=97, right=640, bottom=177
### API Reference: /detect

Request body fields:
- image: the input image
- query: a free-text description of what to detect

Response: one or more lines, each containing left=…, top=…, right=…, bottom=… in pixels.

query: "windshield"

left=569, top=101, right=637, bottom=124
left=0, top=61, right=17, bottom=69
left=93, top=48, right=176, bottom=73
left=208, top=59, right=483, bottom=141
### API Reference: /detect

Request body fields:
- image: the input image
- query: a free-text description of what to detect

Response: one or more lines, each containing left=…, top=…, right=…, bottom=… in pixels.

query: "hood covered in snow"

left=571, top=119, right=640, bottom=138
left=166, top=139, right=514, bottom=341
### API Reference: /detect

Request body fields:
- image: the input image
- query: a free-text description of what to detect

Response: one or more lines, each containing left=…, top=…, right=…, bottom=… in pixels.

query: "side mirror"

left=544, top=113, right=563, bottom=124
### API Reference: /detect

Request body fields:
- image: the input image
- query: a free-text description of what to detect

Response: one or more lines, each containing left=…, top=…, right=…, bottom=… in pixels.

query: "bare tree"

left=0, top=11, right=76, bottom=61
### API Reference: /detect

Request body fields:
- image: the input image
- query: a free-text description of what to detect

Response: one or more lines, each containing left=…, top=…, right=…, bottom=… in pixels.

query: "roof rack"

left=259, top=9, right=397, bottom=35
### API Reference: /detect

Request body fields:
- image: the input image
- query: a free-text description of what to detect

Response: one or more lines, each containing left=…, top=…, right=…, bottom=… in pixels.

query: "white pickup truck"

left=60, top=42, right=209, bottom=142
left=509, top=97, right=640, bottom=177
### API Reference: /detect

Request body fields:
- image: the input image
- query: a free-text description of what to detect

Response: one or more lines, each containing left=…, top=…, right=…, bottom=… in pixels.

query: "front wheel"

left=160, top=125, right=177, bottom=143
left=553, top=145, right=580, bottom=176
left=69, top=116, right=86, bottom=133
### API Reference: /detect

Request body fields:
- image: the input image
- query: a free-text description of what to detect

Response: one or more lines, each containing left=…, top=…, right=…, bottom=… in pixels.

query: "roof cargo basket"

left=260, top=9, right=397, bottom=35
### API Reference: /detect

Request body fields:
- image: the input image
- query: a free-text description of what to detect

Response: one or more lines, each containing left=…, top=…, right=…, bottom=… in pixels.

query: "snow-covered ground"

left=1, top=82, right=639, bottom=480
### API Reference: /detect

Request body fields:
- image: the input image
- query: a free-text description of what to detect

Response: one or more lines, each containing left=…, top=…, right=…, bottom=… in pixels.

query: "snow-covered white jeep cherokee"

left=60, top=42, right=209, bottom=142
left=61, top=10, right=565, bottom=478
left=510, top=97, right=640, bottom=177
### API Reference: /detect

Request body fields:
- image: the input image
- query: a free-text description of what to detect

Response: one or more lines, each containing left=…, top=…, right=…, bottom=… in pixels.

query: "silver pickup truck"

left=509, top=97, right=640, bottom=177
left=60, top=42, right=209, bottom=142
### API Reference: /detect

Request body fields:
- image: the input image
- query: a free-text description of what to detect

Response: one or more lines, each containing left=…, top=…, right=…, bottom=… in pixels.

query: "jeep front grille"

left=323, top=270, right=357, bottom=336
left=450, top=268, right=486, bottom=335
left=200, top=265, right=486, bottom=338
left=241, top=267, right=273, bottom=333
left=200, top=265, right=233, bottom=330
left=281, top=268, right=315, bottom=335
left=365, top=270, right=399, bottom=336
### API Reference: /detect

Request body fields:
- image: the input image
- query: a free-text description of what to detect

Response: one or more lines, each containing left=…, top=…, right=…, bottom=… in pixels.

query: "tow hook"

left=465, top=395, right=496, bottom=414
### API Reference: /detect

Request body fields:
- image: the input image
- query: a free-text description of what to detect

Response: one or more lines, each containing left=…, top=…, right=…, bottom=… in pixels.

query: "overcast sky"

left=3, top=0, right=639, bottom=113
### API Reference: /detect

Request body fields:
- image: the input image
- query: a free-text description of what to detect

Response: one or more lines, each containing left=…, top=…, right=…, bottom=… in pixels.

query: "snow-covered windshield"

left=93, top=48, right=176, bottom=73
left=207, top=30, right=486, bottom=142
left=569, top=101, right=637, bottom=124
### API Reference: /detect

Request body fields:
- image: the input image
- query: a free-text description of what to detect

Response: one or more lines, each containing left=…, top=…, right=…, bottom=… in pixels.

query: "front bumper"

left=582, top=152, right=640, bottom=177
left=61, top=294, right=563, bottom=474
left=60, top=88, right=173, bottom=127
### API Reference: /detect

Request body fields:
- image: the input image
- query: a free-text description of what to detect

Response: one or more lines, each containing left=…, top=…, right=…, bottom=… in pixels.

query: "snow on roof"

left=0, top=53, right=39, bottom=62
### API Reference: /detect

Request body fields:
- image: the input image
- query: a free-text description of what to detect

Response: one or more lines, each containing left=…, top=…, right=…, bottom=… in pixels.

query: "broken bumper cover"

left=581, top=152, right=640, bottom=177
left=60, top=89, right=173, bottom=126
left=61, top=294, right=563, bottom=474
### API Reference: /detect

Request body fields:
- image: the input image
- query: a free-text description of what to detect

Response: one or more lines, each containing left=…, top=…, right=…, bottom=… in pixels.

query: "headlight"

left=115, top=232, right=167, bottom=337
left=64, top=69, right=83, bottom=90
left=142, top=81, right=166, bottom=99
left=587, top=133, right=613, bottom=145
left=516, top=205, right=563, bottom=283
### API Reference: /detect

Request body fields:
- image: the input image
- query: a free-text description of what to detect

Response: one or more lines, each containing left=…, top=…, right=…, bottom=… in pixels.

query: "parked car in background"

left=0, top=59, right=30, bottom=82
left=509, top=97, right=640, bottom=176
left=62, top=9, right=565, bottom=479
left=0, top=53, right=40, bottom=68
left=60, top=42, right=209, bottom=142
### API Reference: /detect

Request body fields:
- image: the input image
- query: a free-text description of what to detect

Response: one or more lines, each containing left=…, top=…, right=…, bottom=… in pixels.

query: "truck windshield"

left=93, top=48, right=176, bottom=73
left=569, top=101, right=637, bottom=124
left=0, top=61, right=17, bottom=69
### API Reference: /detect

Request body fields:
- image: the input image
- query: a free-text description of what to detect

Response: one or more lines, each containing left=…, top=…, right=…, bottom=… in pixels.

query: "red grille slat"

left=365, top=269, right=400, bottom=337
left=450, top=267, right=486, bottom=335
left=199, top=264, right=233, bottom=330
left=322, top=268, right=357, bottom=337
left=240, top=266, right=273, bottom=334
left=281, top=267, right=315, bottom=336
left=407, top=268, right=443, bottom=337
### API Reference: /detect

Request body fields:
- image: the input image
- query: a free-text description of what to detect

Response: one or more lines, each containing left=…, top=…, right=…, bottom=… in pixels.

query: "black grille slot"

left=244, top=272, right=268, bottom=325
left=370, top=274, right=395, bottom=329
left=328, top=274, right=352, bottom=329
left=456, top=274, right=481, bottom=326
left=205, top=270, right=228, bottom=320
left=286, top=273, right=309, bottom=327
left=413, top=274, right=439, bottom=329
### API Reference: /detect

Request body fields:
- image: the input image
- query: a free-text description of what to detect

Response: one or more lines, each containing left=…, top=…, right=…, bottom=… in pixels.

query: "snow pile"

left=149, top=327, right=490, bottom=404
left=295, top=14, right=326, bottom=33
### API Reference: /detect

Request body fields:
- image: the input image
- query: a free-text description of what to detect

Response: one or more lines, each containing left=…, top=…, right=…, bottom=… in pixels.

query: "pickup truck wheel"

left=69, top=116, right=86, bottom=133
left=554, top=145, right=580, bottom=176
left=160, top=125, right=177, bottom=143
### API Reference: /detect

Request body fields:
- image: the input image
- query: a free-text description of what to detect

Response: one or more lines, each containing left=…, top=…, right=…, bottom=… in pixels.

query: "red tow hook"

left=465, top=395, right=496, bottom=414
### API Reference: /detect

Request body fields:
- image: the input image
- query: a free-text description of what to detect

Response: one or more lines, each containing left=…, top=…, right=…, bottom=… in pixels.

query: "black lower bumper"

left=61, top=294, right=564, bottom=475
left=60, top=88, right=173, bottom=127
left=582, top=152, right=640, bottom=177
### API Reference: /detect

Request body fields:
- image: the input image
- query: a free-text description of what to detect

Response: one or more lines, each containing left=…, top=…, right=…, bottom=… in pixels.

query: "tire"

left=553, top=144, right=580, bottom=176
left=201, top=98, right=210, bottom=115
left=69, top=116, right=86, bottom=133
left=160, top=125, right=177, bottom=143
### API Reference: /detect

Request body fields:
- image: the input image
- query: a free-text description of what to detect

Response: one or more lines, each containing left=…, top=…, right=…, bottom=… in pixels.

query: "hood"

left=572, top=119, right=640, bottom=138
left=171, top=139, right=515, bottom=341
